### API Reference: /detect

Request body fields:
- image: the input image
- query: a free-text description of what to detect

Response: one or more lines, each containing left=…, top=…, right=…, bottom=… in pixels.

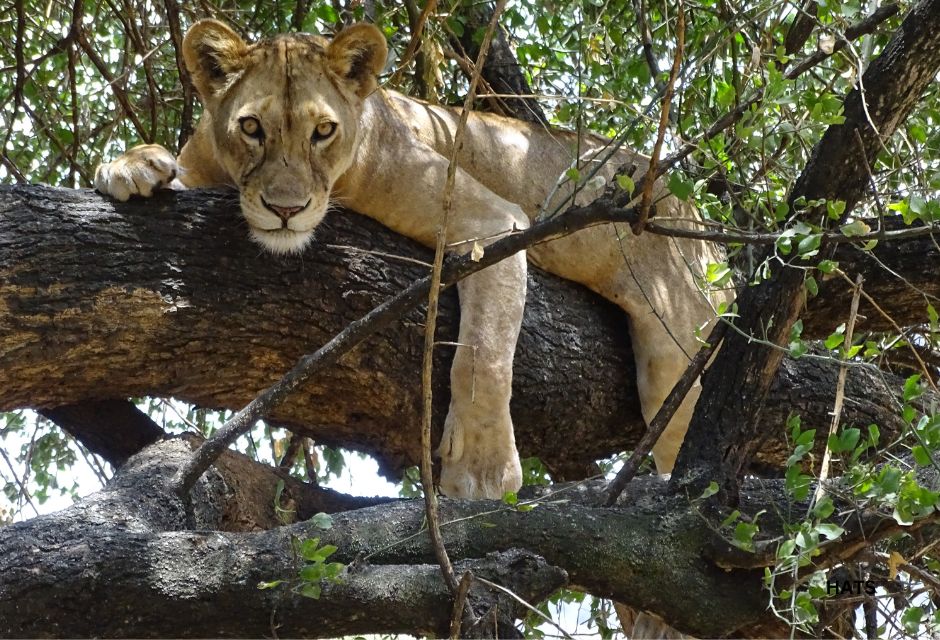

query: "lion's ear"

left=326, top=24, right=388, bottom=97
left=183, top=19, right=249, bottom=100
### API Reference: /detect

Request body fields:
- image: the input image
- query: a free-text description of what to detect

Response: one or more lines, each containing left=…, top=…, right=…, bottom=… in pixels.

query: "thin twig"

left=643, top=218, right=939, bottom=246
left=605, top=318, right=728, bottom=506
left=474, top=575, right=575, bottom=640
left=163, top=0, right=195, bottom=150
left=420, top=0, right=507, bottom=604
left=448, top=571, right=474, bottom=640
left=390, top=0, right=438, bottom=89
left=74, top=27, right=149, bottom=141
left=811, top=274, right=864, bottom=509
left=324, top=243, right=433, bottom=268
left=785, top=4, right=900, bottom=80
left=0, top=446, right=39, bottom=518
left=837, top=269, right=939, bottom=392
left=634, top=0, right=684, bottom=235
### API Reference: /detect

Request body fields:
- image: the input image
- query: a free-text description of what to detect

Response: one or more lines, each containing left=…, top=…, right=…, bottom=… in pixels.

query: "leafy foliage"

left=1, top=1, right=940, bottom=637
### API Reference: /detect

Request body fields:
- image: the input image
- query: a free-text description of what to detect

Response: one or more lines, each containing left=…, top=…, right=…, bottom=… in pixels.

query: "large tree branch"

left=0, top=438, right=564, bottom=638
left=2, top=438, right=934, bottom=637
left=0, top=184, right=936, bottom=480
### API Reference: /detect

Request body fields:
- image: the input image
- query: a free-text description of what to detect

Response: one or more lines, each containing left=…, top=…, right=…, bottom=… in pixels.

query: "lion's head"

left=182, top=20, right=387, bottom=254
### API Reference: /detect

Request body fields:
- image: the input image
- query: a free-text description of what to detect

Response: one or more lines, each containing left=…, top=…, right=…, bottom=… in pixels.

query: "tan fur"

left=95, top=20, right=731, bottom=499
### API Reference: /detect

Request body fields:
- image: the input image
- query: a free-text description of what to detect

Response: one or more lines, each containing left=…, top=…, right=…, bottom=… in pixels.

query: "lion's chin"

left=249, top=227, right=314, bottom=255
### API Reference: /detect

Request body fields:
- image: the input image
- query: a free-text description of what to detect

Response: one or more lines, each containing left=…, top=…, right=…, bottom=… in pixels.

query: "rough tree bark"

left=2, top=436, right=935, bottom=637
left=0, top=185, right=936, bottom=481
left=0, top=438, right=567, bottom=639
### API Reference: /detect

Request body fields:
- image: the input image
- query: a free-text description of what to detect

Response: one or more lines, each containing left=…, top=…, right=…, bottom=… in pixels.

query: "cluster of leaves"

left=758, top=398, right=940, bottom=637
left=0, top=410, right=97, bottom=520
left=258, top=512, right=345, bottom=600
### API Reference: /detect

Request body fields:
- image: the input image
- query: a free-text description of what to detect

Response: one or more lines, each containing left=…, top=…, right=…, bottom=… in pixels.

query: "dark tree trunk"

left=453, top=5, right=548, bottom=124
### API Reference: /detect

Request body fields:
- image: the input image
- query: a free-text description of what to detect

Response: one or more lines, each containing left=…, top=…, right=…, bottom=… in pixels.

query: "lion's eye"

left=239, top=117, right=263, bottom=139
left=312, top=121, right=336, bottom=142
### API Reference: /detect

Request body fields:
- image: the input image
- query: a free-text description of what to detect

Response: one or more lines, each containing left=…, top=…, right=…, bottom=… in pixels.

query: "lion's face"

left=183, top=21, right=387, bottom=254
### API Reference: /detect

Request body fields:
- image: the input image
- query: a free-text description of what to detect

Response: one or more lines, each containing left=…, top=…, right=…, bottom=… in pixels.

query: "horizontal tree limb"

left=0, top=185, right=935, bottom=480
left=0, top=439, right=760, bottom=637
left=0, top=440, right=564, bottom=638
left=3, top=438, right=932, bottom=637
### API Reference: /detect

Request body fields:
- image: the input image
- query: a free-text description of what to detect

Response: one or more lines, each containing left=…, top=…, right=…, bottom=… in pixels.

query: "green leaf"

left=824, top=332, right=844, bottom=350
left=300, top=538, right=321, bottom=561
left=787, top=414, right=802, bottom=434
left=814, top=523, right=844, bottom=540
left=793, top=591, right=819, bottom=624
left=257, top=580, right=283, bottom=590
left=733, top=521, right=758, bottom=550
left=616, top=174, right=635, bottom=195
left=705, top=262, right=733, bottom=286
left=804, top=275, right=818, bottom=297
left=827, top=200, right=847, bottom=219
left=786, top=465, right=812, bottom=500
left=668, top=172, right=694, bottom=200
left=796, top=233, right=822, bottom=258
left=840, top=219, right=870, bottom=237
left=565, top=167, right=581, bottom=182
left=901, top=606, right=924, bottom=635
left=889, top=199, right=914, bottom=223
left=502, top=491, right=518, bottom=505
left=310, top=512, right=333, bottom=529
left=796, top=428, right=816, bottom=447
left=789, top=320, right=806, bottom=358
left=817, top=259, right=838, bottom=274
left=322, top=562, right=345, bottom=579
left=838, top=428, right=860, bottom=452
left=445, top=16, right=465, bottom=37
left=300, top=565, right=324, bottom=581
left=698, top=481, right=719, bottom=500
left=314, top=544, right=338, bottom=561
left=794, top=528, right=817, bottom=549
left=912, top=445, right=932, bottom=466
left=300, top=583, right=322, bottom=600
left=720, top=509, right=741, bottom=528
left=903, top=375, right=923, bottom=402
left=812, top=495, right=834, bottom=519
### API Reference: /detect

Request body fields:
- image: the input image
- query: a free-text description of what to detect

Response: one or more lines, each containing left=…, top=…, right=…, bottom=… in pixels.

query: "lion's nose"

left=262, top=198, right=309, bottom=221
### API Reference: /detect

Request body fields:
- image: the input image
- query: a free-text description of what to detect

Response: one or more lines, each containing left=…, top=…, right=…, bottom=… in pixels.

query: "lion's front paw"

left=95, top=144, right=179, bottom=201
left=438, top=410, right=522, bottom=500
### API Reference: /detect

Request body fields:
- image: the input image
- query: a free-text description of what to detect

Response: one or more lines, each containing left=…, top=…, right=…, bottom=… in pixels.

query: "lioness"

left=95, top=19, right=727, bottom=499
